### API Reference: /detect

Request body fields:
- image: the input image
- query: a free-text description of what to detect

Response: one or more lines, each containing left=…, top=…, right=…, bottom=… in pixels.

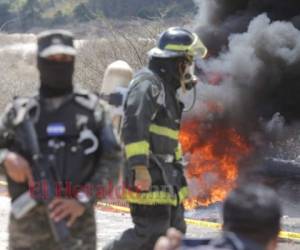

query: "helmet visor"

left=148, top=33, right=208, bottom=59
left=188, top=33, right=208, bottom=58
left=163, top=33, right=207, bottom=58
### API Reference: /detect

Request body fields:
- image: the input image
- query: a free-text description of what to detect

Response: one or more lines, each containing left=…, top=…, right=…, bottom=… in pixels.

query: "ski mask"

left=38, top=57, right=74, bottom=97
left=37, top=30, right=76, bottom=98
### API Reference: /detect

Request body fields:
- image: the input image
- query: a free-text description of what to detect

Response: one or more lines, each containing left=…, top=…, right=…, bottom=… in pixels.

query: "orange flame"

left=180, top=121, right=251, bottom=209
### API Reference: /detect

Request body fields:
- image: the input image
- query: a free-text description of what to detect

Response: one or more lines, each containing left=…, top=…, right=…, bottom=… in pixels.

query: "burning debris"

left=181, top=0, right=300, bottom=208
left=180, top=120, right=251, bottom=208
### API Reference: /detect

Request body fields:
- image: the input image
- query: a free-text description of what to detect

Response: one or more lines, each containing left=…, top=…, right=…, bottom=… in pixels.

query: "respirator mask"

left=179, top=59, right=197, bottom=92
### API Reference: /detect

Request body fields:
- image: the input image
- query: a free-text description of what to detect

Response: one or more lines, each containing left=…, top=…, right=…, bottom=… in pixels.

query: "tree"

left=20, top=0, right=42, bottom=30
left=88, top=0, right=195, bottom=19
left=74, top=3, right=95, bottom=22
left=0, top=3, right=12, bottom=27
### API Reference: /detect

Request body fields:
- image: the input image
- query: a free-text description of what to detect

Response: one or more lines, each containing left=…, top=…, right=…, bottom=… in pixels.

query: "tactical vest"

left=35, top=92, right=101, bottom=185
left=7, top=91, right=103, bottom=200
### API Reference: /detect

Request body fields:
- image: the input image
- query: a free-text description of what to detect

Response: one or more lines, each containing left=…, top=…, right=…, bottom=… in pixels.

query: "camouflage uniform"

left=0, top=30, right=122, bottom=250
left=9, top=206, right=96, bottom=250
left=0, top=91, right=122, bottom=250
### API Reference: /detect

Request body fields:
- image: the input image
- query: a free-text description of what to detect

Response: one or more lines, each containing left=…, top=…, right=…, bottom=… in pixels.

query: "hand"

left=154, top=228, right=183, bottom=250
left=49, top=198, right=85, bottom=227
left=134, top=165, right=152, bottom=191
left=166, top=228, right=183, bottom=250
left=4, top=152, right=34, bottom=185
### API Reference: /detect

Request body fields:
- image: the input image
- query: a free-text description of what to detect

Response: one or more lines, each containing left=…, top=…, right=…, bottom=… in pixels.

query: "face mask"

left=38, top=57, right=74, bottom=97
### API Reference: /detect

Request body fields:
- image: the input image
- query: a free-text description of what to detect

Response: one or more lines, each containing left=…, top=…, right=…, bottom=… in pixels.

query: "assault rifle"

left=10, top=99, right=82, bottom=250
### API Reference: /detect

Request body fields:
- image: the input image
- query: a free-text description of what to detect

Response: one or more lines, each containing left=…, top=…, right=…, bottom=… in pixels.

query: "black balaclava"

left=149, top=57, right=182, bottom=91
left=38, top=57, right=75, bottom=98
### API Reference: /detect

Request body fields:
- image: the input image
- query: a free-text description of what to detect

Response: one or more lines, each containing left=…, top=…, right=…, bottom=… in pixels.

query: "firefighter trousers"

left=103, top=203, right=186, bottom=250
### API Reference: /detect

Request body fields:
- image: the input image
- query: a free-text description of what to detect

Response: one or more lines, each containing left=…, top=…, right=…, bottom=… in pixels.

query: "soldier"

left=104, top=27, right=207, bottom=250
left=0, top=30, right=122, bottom=250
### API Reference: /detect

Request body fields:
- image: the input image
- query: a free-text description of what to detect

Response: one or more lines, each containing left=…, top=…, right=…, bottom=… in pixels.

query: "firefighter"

left=100, top=61, right=133, bottom=198
left=104, top=27, right=207, bottom=250
left=100, top=60, right=133, bottom=132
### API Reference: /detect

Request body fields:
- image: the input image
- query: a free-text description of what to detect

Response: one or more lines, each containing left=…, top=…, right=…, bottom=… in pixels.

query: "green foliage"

left=0, top=3, right=11, bottom=25
left=94, top=0, right=195, bottom=19
left=50, top=10, right=68, bottom=26
left=74, top=3, right=95, bottom=22
left=0, top=0, right=195, bottom=31
left=9, top=0, right=28, bottom=12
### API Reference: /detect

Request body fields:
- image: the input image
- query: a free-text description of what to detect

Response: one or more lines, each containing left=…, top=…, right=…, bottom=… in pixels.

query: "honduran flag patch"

left=47, top=123, right=66, bottom=136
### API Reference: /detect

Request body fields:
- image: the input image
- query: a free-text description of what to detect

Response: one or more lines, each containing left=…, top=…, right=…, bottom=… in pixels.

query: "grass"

left=0, top=20, right=166, bottom=110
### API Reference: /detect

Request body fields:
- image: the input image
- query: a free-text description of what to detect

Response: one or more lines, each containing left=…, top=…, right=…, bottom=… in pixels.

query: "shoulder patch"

left=133, top=68, right=166, bottom=106
left=13, top=96, right=32, bottom=107
left=156, top=89, right=165, bottom=107
left=8, top=96, right=40, bottom=125
left=151, top=84, right=160, bottom=98
left=74, top=91, right=98, bottom=111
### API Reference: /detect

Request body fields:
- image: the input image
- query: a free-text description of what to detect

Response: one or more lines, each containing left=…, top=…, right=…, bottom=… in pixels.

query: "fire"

left=180, top=120, right=251, bottom=209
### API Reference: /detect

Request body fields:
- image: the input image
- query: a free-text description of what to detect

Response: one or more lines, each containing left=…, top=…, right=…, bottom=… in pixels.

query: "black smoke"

left=167, top=1, right=300, bottom=209
left=194, top=0, right=300, bottom=55
left=188, top=1, right=300, bottom=160
left=179, top=1, right=300, bottom=207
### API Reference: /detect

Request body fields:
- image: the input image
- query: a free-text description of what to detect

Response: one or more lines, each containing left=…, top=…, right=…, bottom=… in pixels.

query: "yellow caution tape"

left=185, top=218, right=221, bottom=230
left=99, top=202, right=300, bottom=242
left=279, top=231, right=300, bottom=241
left=100, top=203, right=130, bottom=213
left=1, top=180, right=299, bottom=242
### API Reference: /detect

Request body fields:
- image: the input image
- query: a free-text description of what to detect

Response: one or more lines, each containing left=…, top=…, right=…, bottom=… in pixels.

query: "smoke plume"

left=194, top=0, right=300, bottom=55
left=179, top=1, right=300, bottom=207
left=189, top=1, right=300, bottom=155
